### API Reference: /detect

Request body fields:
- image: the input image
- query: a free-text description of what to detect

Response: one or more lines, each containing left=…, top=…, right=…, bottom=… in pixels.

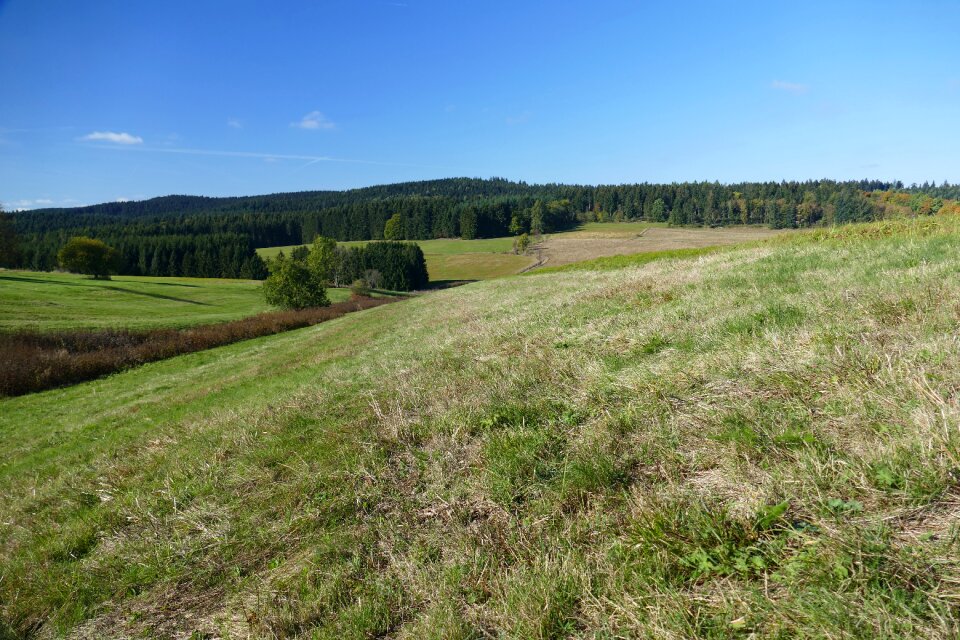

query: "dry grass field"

left=537, top=223, right=788, bottom=267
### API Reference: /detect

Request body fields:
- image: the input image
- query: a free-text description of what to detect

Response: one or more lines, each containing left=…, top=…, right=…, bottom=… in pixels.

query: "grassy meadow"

left=0, top=271, right=349, bottom=331
left=3, top=216, right=960, bottom=637
left=257, top=222, right=788, bottom=282
left=259, top=236, right=533, bottom=282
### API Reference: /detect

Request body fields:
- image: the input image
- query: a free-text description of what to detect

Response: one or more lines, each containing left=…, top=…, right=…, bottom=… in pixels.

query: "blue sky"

left=1, top=0, right=958, bottom=209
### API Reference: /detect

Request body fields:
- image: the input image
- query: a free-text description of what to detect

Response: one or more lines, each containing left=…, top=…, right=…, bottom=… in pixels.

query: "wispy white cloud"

left=227, top=117, right=243, bottom=129
left=770, top=80, right=810, bottom=95
left=98, top=144, right=450, bottom=170
left=4, top=198, right=59, bottom=210
left=506, top=110, right=532, bottom=125
left=292, top=111, right=336, bottom=130
left=80, top=131, right=144, bottom=144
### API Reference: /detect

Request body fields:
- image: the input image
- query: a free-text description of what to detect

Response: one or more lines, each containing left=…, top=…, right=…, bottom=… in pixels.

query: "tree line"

left=263, top=238, right=428, bottom=309
left=4, top=177, right=957, bottom=278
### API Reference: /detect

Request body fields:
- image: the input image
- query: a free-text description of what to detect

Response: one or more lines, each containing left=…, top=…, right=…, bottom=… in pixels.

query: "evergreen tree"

left=650, top=198, right=667, bottom=222
left=833, top=189, right=876, bottom=223
left=290, top=245, right=310, bottom=263
left=459, top=207, right=478, bottom=240
left=0, top=206, right=22, bottom=268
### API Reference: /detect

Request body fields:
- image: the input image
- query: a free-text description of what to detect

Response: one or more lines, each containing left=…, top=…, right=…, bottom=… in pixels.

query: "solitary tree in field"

left=0, top=205, right=22, bottom=268
left=58, top=236, right=119, bottom=279
left=262, top=253, right=329, bottom=309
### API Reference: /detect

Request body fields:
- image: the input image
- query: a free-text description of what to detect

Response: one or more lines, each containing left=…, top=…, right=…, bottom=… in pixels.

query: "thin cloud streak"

left=292, top=111, right=336, bottom=130
left=81, top=131, right=144, bottom=144
left=3, top=197, right=74, bottom=211
left=86, top=143, right=454, bottom=170
left=770, top=80, right=810, bottom=95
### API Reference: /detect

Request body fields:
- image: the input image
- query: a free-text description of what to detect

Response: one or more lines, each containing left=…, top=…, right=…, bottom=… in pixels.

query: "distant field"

left=257, top=222, right=789, bottom=282
left=259, top=237, right=533, bottom=282
left=0, top=271, right=349, bottom=331
left=423, top=253, right=533, bottom=281
left=560, top=221, right=658, bottom=236
left=539, top=224, right=788, bottom=267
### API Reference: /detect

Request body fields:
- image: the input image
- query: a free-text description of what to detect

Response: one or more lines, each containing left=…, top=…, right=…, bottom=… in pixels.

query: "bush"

left=57, top=236, right=119, bottom=279
left=263, top=255, right=329, bottom=309
left=513, top=233, right=531, bottom=255
left=350, top=279, right=372, bottom=297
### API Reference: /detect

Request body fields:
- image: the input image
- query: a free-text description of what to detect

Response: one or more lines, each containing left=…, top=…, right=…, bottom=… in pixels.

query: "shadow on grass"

left=120, top=280, right=202, bottom=288
left=0, top=274, right=212, bottom=305
left=423, top=280, right=477, bottom=290
left=99, top=286, right=213, bottom=305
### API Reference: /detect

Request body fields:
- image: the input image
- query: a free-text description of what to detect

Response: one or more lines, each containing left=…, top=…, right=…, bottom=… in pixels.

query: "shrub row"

left=0, top=296, right=394, bottom=397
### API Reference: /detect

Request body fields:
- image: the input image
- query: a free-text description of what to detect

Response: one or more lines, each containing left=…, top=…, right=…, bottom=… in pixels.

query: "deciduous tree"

left=384, top=213, right=404, bottom=240
left=262, top=254, right=330, bottom=309
left=307, top=235, right=340, bottom=285
left=57, top=236, right=119, bottom=279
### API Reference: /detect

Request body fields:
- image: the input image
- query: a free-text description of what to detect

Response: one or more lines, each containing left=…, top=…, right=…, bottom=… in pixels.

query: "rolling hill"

left=2, top=216, right=959, bottom=638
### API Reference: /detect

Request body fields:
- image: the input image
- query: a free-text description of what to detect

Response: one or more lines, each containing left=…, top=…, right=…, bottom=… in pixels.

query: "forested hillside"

left=8, top=177, right=955, bottom=278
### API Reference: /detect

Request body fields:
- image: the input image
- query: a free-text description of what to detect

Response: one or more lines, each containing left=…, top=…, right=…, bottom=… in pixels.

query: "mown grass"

left=0, top=271, right=350, bottom=331
left=423, top=252, right=534, bottom=281
left=0, top=296, right=394, bottom=397
left=259, top=237, right=531, bottom=282
left=534, top=245, right=725, bottom=273
left=3, top=215, right=960, bottom=638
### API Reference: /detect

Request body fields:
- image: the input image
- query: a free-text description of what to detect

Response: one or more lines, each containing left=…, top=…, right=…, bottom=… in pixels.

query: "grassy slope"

left=3, top=217, right=960, bottom=638
left=0, top=271, right=349, bottom=331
